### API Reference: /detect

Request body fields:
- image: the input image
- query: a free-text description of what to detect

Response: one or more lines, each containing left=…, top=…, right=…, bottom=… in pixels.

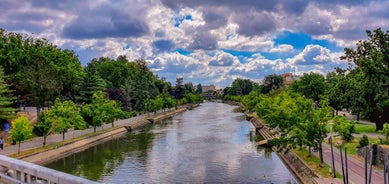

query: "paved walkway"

left=319, top=143, right=384, bottom=184
left=0, top=113, right=149, bottom=156
left=319, top=111, right=385, bottom=184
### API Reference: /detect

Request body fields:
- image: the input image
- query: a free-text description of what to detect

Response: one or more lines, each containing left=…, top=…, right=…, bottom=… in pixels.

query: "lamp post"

left=329, top=120, right=336, bottom=178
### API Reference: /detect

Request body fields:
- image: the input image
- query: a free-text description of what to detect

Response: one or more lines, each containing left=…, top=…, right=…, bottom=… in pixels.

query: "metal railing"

left=0, top=155, right=97, bottom=184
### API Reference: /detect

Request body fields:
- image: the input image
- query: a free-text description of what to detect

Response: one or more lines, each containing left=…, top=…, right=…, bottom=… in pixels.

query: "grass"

left=330, top=137, right=380, bottom=156
left=354, top=123, right=376, bottom=134
left=294, top=148, right=342, bottom=178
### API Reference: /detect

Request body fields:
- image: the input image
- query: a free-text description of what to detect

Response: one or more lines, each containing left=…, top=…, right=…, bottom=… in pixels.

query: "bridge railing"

left=0, top=155, right=97, bottom=184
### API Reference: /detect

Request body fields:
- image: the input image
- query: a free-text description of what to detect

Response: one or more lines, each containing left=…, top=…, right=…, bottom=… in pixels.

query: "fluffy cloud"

left=288, top=45, right=331, bottom=65
left=287, top=45, right=347, bottom=75
left=0, top=0, right=388, bottom=87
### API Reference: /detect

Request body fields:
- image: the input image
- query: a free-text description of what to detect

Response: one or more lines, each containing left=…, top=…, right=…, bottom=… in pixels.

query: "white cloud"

left=269, top=44, right=294, bottom=53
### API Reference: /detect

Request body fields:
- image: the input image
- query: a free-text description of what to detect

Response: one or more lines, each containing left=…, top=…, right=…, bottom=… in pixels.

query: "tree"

left=0, top=67, right=17, bottom=121
left=333, top=116, right=355, bottom=142
left=324, top=68, right=349, bottom=114
left=256, top=90, right=332, bottom=164
left=46, top=99, right=87, bottom=141
left=99, top=99, right=123, bottom=128
left=174, top=77, right=186, bottom=99
left=22, top=49, right=60, bottom=115
left=291, top=72, right=325, bottom=102
left=261, top=74, right=284, bottom=94
left=82, top=91, right=123, bottom=131
left=341, top=28, right=389, bottom=130
left=9, top=116, right=33, bottom=154
left=33, top=111, right=52, bottom=146
left=78, top=68, right=106, bottom=103
left=226, top=78, right=254, bottom=96
left=196, top=83, right=203, bottom=94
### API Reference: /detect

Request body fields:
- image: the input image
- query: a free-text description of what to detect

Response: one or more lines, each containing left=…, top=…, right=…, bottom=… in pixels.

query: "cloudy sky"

left=1, top=0, right=389, bottom=88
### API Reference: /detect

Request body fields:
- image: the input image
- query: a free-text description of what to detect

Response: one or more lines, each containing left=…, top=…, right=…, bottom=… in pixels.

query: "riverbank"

left=233, top=101, right=342, bottom=184
left=5, top=106, right=192, bottom=165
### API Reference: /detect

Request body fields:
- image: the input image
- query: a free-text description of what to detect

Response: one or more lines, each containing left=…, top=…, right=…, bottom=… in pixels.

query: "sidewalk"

left=0, top=113, right=148, bottom=156
left=319, top=143, right=384, bottom=184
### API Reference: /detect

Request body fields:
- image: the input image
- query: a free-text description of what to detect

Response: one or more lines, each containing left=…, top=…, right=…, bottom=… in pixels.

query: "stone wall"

left=358, top=144, right=389, bottom=168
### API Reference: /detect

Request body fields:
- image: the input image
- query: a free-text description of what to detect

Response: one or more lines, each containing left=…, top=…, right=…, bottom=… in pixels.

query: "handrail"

left=0, top=155, right=97, bottom=184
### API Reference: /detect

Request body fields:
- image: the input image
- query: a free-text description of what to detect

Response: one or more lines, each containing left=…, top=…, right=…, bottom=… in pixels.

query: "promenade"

left=318, top=111, right=385, bottom=184
left=0, top=112, right=148, bottom=156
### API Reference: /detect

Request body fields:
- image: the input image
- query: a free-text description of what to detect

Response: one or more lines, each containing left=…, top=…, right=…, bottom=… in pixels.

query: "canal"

left=45, top=102, right=298, bottom=183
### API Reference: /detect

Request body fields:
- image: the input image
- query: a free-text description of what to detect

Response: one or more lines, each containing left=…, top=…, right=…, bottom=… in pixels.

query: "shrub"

left=357, top=134, right=369, bottom=148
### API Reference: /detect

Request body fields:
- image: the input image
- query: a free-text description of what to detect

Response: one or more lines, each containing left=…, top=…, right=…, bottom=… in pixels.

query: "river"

left=45, top=102, right=298, bottom=183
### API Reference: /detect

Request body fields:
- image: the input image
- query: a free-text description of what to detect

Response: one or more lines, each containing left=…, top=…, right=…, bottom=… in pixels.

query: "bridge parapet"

left=0, top=155, right=97, bottom=184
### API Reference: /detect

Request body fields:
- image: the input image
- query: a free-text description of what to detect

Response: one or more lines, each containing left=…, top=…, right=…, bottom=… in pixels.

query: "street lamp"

left=329, top=120, right=336, bottom=178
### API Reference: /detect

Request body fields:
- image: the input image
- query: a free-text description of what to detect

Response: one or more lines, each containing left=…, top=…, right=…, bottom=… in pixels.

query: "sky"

left=1, top=0, right=389, bottom=88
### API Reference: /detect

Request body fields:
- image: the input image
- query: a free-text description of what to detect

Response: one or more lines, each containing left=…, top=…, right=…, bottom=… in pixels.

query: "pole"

left=340, top=145, right=346, bottom=184
left=384, top=156, right=387, bottom=184
left=345, top=148, right=349, bottom=184
left=365, top=146, right=368, bottom=184
left=330, top=136, right=336, bottom=178
left=369, top=149, right=373, bottom=184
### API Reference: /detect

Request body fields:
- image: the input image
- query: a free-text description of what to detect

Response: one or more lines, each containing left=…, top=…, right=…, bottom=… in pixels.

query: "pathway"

left=0, top=113, right=148, bottom=156
left=319, top=143, right=384, bottom=184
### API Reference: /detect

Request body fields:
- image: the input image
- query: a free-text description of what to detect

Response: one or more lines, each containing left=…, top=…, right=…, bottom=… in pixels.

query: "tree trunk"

left=18, top=142, right=21, bottom=154
left=62, top=131, right=65, bottom=141
left=319, top=142, right=324, bottom=165
left=308, top=146, right=312, bottom=156
left=43, top=134, right=47, bottom=146
left=112, top=122, right=114, bottom=127
left=357, top=112, right=360, bottom=122
left=94, top=126, right=96, bottom=132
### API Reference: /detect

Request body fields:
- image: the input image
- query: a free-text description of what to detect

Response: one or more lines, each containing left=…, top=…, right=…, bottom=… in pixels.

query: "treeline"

left=0, top=28, right=203, bottom=149
left=222, top=28, right=389, bottom=164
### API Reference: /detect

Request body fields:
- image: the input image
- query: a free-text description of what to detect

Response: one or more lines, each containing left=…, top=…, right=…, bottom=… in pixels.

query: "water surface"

left=46, top=102, right=298, bottom=183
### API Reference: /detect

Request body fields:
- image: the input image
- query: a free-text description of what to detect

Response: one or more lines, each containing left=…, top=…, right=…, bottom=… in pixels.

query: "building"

left=282, top=72, right=300, bottom=86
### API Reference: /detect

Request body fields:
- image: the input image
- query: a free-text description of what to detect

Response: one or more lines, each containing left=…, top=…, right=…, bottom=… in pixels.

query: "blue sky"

left=1, top=0, right=389, bottom=87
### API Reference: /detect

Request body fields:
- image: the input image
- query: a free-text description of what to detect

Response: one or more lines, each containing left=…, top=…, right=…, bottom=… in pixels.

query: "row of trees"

left=0, top=28, right=203, bottom=151
left=222, top=28, right=389, bottom=164
left=226, top=28, right=389, bottom=131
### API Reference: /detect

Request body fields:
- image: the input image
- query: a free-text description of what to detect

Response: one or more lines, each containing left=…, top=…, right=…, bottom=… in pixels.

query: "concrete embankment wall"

left=246, top=112, right=320, bottom=184
left=21, top=107, right=189, bottom=165
left=148, top=107, right=187, bottom=123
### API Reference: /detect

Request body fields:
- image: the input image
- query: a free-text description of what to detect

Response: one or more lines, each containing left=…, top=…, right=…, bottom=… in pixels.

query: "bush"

left=357, top=134, right=369, bottom=148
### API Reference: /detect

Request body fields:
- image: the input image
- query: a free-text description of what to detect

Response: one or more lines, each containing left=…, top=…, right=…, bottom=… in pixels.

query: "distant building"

left=283, top=72, right=300, bottom=86
left=200, top=85, right=221, bottom=99
left=202, top=85, right=216, bottom=92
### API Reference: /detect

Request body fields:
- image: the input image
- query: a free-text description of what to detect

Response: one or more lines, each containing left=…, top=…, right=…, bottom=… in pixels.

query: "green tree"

left=261, top=74, right=284, bottom=94
left=196, top=83, right=203, bottom=94
left=228, top=78, right=254, bottom=96
left=325, top=68, right=349, bottom=115
left=379, top=123, right=389, bottom=143
left=46, top=99, right=87, bottom=141
left=0, top=67, right=17, bottom=121
left=78, top=68, right=106, bottom=103
left=100, top=99, right=123, bottom=128
left=9, top=116, right=33, bottom=154
left=341, top=28, right=389, bottom=130
left=82, top=91, right=123, bottom=131
left=22, top=50, right=60, bottom=115
left=33, top=111, right=52, bottom=146
left=174, top=77, right=186, bottom=99
left=291, top=72, right=325, bottom=102
left=333, top=116, right=355, bottom=142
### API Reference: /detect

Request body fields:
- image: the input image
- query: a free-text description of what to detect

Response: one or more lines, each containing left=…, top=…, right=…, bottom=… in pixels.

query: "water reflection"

left=45, top=102, right=298, bottom=183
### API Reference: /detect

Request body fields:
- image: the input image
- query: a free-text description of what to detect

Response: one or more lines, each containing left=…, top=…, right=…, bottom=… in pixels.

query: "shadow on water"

left=45, top=131, right=155, bottom=181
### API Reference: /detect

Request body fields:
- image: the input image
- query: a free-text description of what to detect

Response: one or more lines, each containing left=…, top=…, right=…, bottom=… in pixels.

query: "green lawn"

left=294, top=148, right=342, bottom=178
left=332, top=137, right=380, bottom=156
left=354, top=123, right=376, bottom=134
